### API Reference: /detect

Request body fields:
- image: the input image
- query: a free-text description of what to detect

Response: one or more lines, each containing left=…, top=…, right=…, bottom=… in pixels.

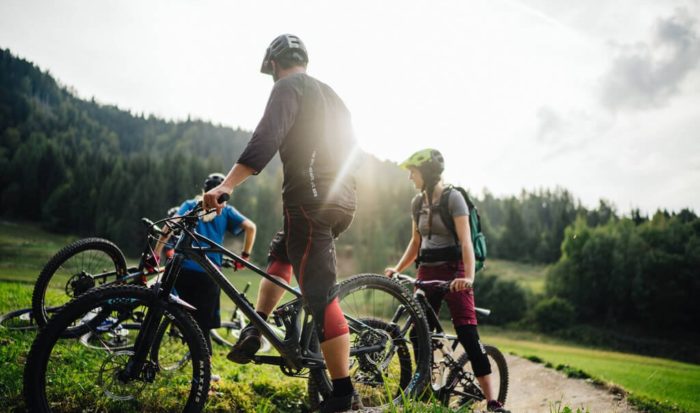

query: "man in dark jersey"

left=203, top=34, right=359, bottom=412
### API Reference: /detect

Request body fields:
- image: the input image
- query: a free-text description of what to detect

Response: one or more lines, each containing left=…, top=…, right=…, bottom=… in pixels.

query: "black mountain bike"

left=24, top=196, right=432, bottom=412
left=0, top=306, right=60, bottom=330
left=392, top=273, right=509, bottom=410
left=31, top=218, right=165, bottom=336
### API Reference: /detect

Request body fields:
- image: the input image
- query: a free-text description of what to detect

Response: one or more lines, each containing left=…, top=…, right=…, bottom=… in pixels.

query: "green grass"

left=0, top=220, right=78, bottom=283
left=0, top=221, right=438, bottom=412
left=3, top=220, right=698, bottom=412
left=0, top=280, right=310, bottom=412
left=480, top=327, right=700, bottom=413
left=481, top=258, right=548, bottom=294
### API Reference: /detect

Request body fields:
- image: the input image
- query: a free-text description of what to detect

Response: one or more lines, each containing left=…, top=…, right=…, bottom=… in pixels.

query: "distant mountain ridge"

left=0, top=47, right=257, bottom=166
left=0, top=48, right=289, bottom=254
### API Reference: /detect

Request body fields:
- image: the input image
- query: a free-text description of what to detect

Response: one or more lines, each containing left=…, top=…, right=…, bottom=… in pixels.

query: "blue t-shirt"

left=177, top=199, right=247, bottom=273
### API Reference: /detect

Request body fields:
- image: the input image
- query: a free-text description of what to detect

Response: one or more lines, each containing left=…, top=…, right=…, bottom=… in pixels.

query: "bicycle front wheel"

left=31, top=238, right=128, bottom=333
left=24, top=284, right=210, bottom=413
left=308, top=274, right=432, bottom=410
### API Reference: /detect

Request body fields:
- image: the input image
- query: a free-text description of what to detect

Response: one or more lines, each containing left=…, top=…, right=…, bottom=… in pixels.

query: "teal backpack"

left=412, top=185, right=487, bottom=272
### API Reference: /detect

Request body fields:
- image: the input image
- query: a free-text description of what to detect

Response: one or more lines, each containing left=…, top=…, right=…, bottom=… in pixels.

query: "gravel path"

left=502, top=354, right=637, bottom=413
left=353, top=353, right=639, bottom=412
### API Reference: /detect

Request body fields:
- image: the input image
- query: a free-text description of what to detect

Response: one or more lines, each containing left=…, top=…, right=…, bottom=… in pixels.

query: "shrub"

left=533, top=296, right=575, bottom=332
left=474, top=274, right=528, bottom=325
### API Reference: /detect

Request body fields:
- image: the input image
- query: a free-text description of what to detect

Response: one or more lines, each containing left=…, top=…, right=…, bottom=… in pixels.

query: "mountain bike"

left=391, top=273, right=509, bottom=410
left=31, top=218, right=165, bottom=336
left=0, top=306, right=60, bottom=330
left=24, top=196, right=432, bottom=412
left=209, top=282, right=276, bottom=352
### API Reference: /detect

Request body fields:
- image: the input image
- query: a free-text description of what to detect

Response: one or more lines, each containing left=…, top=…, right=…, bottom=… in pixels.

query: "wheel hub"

left=66, top=271, right=95, bottom=297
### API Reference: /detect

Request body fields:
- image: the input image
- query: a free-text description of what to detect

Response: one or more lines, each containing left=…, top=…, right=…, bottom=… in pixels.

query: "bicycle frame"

left=125, top=210, right=324, bottom=380
left=388, top=273, right=493, bottom=395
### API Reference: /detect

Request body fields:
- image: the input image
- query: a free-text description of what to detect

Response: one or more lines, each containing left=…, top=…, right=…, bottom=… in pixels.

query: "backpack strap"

left=411, top=194, right=423, bottom=267
left=412, top=193, right=423, bottom=228
left=438, top=185, right=478, bottom=244
left=438, top=185, right=459, bottom=244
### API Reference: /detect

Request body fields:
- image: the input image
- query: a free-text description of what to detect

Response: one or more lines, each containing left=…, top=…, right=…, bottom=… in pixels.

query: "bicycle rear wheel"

left=0, top=307, right=59, bottom=331
left=308, top=274, right=431, bottom=410
left=24, top=284, right=210, bottom=413
left=79, top=322, right=141, bottom=351
left=31, top=238, right=127, bottom=334
left=441, top=344, right=509, bottom=409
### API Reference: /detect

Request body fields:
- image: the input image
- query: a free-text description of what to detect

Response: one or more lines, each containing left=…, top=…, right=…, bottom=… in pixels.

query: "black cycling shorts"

left=174, top=267, right=222, bottom=331
left=270, top=205, right=354, bottom=341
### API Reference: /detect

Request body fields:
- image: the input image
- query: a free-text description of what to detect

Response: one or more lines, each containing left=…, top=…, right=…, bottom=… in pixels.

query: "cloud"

left=600, top=8, right=700, bottom=110
left=533, top=104, right=616, bottom=163
left=535, top=106, right=566, bottom=144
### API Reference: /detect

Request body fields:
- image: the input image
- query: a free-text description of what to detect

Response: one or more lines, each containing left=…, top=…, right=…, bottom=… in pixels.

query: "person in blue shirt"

left=154, top=173, right=257, bottom=354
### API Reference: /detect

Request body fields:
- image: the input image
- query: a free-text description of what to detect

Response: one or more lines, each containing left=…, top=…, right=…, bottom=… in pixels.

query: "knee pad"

left=456, top=324, right=492, bottom=377
left=266, top=260, right=293, bottom=284
left=321, top=297, right=348, bottom=341
left=305, top=291, right=348, bottom=342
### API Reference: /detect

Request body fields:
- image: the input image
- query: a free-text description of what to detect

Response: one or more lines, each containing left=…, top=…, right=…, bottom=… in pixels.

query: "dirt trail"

left=502, top=354, right=637, bottom=413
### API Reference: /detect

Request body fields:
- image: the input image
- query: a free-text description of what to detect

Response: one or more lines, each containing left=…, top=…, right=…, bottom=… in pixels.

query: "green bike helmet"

left=399, top=148, right=445, bottom=177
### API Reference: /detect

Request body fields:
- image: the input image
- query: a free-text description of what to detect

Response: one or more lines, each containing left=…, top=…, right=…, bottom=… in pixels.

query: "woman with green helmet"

left=385, top=148, right=509, bottom=413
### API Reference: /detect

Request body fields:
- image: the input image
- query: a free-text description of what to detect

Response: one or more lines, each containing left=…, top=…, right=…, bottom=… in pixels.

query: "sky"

left=1, top=0, right=699, bottom=213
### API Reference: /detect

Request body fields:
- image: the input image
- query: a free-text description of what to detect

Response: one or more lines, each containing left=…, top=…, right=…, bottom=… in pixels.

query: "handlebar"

left=392, top=273, right=452, bottom=294
left=181, top=194, right=230, bottom=219
left=143, top=194, right=231, bottom=236
left=390, top=272, right=491, bottom=316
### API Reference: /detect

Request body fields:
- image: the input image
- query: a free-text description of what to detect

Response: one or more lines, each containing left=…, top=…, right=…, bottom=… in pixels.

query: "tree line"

left=546, top=210, right=700, bottom=332
left=0, top=48, right=615, bottom=266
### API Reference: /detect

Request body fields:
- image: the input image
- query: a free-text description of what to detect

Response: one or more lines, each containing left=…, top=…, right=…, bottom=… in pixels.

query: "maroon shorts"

left=417, top=261, right=477, bottom=327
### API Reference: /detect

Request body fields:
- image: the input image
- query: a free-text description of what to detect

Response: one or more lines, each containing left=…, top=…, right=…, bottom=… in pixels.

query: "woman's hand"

left=450, top=277, right=473, bottom=292
left=384, top=267, right=399, bottom=278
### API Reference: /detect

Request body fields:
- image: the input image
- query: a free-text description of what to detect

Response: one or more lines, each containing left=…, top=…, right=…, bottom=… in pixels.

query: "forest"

left=1, top=47, right=698, bottom=338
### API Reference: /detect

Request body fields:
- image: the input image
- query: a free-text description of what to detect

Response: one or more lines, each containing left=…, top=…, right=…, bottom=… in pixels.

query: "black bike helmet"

left=203, top=173, right=225, bottom=192
left=260, top=34, right=308, bottom=75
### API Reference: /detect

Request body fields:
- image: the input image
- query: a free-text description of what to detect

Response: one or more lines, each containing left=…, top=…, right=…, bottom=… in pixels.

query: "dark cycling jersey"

left=237, top=73, right=357, bottom=210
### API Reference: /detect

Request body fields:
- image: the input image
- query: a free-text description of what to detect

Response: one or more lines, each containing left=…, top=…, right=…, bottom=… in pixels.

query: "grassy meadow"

left=480, top=259, right=549, bottom=294
left=2, top=220, right=699, bottom=412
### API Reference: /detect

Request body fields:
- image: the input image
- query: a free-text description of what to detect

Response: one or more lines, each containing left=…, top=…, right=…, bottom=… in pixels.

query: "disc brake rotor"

left=97, top=350, right=146, bottom=401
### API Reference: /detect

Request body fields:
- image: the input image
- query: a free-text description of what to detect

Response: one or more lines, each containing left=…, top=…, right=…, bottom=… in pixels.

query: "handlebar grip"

left=218, top=193, right=230, bottom=203
left=141, top=217, right=164, bottom=236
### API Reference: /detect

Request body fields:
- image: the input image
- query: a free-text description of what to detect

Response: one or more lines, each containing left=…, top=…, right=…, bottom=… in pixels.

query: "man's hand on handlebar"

left=203, top=184, right=233, bottom=215
left=384, top=267, right=399, bottom=278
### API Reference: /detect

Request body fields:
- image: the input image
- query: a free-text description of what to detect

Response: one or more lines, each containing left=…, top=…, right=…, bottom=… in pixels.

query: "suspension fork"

left=123, top=255, right=183, bottom=380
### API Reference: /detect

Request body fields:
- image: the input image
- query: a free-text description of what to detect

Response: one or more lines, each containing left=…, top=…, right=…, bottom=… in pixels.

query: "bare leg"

left=477, top=374, right=495, bottom=401
left=254, top=276, right=287, bottom=316
left=320, top=333, right=350, bottom=379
